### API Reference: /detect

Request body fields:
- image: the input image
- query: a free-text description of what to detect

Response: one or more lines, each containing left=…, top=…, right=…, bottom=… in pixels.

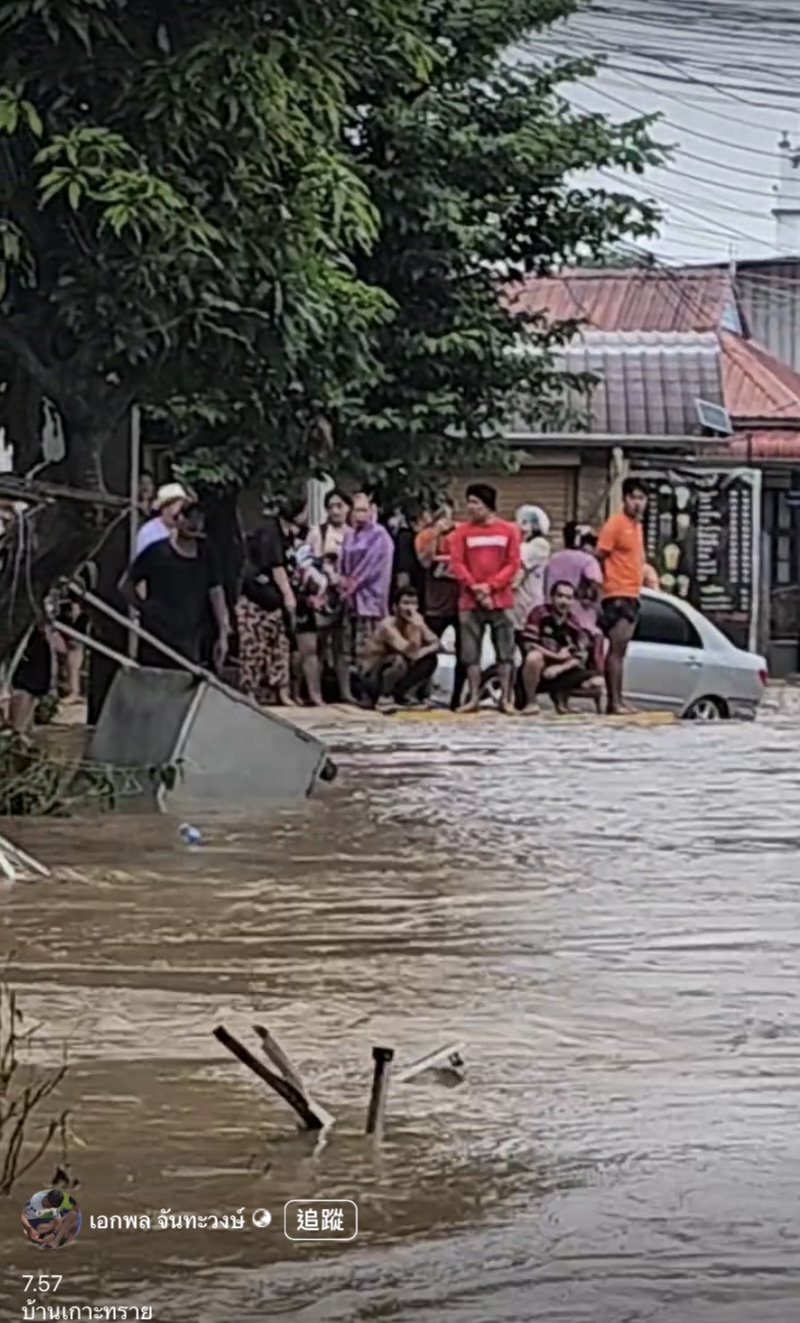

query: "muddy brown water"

left=2, top=704, right=800, bottom=1321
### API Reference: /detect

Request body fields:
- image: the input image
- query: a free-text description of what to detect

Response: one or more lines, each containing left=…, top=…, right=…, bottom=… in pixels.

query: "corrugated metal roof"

left=507, top=267, right=734, bottom=333
left=579, top=330, right=720, bottom=350
left=647, top=257, right=800, bottom=371
left=504, top=270, right=800, bottom=436
left=721, top=331, right=800, bottom=420
left=511, top=329, right=723, bottom=438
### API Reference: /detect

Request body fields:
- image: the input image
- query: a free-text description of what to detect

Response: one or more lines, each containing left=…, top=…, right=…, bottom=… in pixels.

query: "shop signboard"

left=633, top=466, right=761, bottom=653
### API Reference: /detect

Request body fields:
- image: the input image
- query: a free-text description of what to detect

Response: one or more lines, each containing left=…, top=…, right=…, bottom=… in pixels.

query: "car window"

left=634, top=596, right=703, bottom=648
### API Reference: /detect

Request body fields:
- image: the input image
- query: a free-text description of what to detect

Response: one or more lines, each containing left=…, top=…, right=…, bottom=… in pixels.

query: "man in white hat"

left=133, top=481, right=189, bottom=558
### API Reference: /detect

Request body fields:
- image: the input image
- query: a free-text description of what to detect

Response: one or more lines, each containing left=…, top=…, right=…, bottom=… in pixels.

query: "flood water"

left=3, top=699, right=800, bottom=1321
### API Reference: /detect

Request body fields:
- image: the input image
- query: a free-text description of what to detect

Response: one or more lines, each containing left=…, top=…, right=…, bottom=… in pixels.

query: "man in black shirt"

left=520, top=579, right=600, bottom=715
left=119, top=503, right=230, bottom=671
left=392, top=501, right=430, bottom=611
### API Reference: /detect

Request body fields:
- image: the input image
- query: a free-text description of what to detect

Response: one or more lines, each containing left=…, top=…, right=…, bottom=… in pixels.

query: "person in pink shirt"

left=543, top=522, right=603, bottom=635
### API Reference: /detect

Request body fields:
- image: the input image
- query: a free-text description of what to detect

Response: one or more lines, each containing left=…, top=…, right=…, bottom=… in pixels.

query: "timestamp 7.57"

left=23, top=1275, right=63, bottom=1294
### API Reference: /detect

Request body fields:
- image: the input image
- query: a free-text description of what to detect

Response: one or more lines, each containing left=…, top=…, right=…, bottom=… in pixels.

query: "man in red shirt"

left=448, top=483, right=522, bottom=714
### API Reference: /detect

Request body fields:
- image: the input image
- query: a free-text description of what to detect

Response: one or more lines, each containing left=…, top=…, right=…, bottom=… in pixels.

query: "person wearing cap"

left=133, top=481, right=189, bottom=558
left=120, top=502, right=229, bottom=671
left=447, top=483, right=522, bottom=714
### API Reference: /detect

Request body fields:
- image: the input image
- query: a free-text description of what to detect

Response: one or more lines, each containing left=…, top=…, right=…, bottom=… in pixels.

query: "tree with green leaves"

left=0, top=0, right=663, bottom=660
left=0, top=0, right=433, bottom=651
left=334, top=0, right=663, bottom=502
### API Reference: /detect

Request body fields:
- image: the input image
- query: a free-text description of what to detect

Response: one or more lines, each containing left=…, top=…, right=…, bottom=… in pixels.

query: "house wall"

left=736, top=263, right=800, bottom=372
left=576, top=456, right=611, bottom=526
left=237, top=449, right=589, bottom=537
left=234, top=448, right=619, bottom=544
left=454, top=451, right=578, bottom=538
left=456, top=450, right=614, bottom=541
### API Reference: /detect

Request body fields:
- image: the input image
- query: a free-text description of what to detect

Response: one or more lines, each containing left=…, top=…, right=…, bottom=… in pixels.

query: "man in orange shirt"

left=414, top=503, right=464, bottom=711
left=596, top=477, right=647, bottom=715
left=448, top=483, right=522, bottom=714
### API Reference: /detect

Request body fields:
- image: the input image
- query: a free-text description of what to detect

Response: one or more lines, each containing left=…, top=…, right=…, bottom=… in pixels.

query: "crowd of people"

left=3, top=470, right=655, bottom=730
left=122, top=473, right=653, bottom=717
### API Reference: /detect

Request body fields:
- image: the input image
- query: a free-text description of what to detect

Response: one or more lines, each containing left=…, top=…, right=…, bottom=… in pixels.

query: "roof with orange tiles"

left=720, top=332, right=800, bottom=421
left=507, top=267, right=737, bottom=334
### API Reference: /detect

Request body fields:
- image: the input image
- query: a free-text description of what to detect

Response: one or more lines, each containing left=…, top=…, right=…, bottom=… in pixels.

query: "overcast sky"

left=515, top=0, right=800, bottom=264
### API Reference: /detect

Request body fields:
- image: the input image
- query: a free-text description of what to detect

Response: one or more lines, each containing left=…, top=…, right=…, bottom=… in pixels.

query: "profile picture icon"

left=21, top=1189, right=81, bottom=1250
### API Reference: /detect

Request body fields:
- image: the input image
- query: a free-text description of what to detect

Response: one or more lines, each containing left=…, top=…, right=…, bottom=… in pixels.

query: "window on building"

left=767, top=489, right=800, bottom=591
left=720, top=300, right=743, bottom=336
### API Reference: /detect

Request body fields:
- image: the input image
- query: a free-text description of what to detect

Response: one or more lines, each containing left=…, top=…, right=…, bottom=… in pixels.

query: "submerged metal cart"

left=67, top=589, right=334, bottom=814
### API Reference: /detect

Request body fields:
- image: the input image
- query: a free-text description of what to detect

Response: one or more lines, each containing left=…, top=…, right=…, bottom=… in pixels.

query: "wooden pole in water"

left=252, top=1024, right=335, bottom=1130
left=365, top=1046, right=394, bottom=1138
left=395, top=1041, right=465, bottom=1085
left=252, top=1025, right=308, bottom=1097
left=213, top=1026, right=323, bottom=1131
left=0, top=835, right=50, bottom=879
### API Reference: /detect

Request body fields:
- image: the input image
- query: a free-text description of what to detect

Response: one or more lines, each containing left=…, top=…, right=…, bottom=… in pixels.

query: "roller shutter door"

left=453, top=468, right=577, bottom=541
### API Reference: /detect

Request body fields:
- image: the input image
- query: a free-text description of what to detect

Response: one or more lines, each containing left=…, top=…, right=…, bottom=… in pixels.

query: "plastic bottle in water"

left=179, top=823, right=202, bottom=846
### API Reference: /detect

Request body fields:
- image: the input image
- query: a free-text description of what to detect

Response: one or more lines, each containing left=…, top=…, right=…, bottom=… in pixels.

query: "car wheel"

left=480, top=669, right=505, bottom=708
left=684, top=696, right=728, bottom=721
left=459, top=666, right=504, bottom=709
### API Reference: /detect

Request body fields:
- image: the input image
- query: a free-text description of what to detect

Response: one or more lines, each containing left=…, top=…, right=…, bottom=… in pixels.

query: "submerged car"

left=431, top=589, right=768, bottom=719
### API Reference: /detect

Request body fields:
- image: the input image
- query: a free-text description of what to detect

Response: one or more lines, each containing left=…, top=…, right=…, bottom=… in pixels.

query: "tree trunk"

left=0, top=376, right=133, bottom=661
left=85, top=517, right=131, bottom=726
left=0, top=498, right=110, bottom=661
left=201, top=488, right=244, bottom=619
left=0, top=360, right=43, bottom=474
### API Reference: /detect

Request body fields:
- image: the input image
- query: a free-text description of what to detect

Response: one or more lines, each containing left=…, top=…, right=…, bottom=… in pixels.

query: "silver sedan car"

left=431, top=589, right=768, bottom=719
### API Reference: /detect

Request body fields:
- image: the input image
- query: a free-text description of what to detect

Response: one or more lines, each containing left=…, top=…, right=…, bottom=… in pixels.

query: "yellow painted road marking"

left=390, top=709, right=677, bottom=725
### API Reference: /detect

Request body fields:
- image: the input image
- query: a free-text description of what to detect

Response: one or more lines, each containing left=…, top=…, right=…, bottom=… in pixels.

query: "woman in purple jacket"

left=338, top=493, right=394, bottom=704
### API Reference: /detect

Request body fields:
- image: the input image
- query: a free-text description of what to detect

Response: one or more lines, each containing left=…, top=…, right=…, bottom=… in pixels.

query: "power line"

left=519, top=34, right=796, bottom=263
left=590, top=0, right=800, bottom=25
left=568, top=102, right=780, bottom=201
left=600, top=169, right=776, bottom=226
left=660, top=147, right=778, bottom=187
left=524, top=32, right=800, bottom=111
left=602, top=169, right=793, bottom=254
left=603, top=61, right=800, bottom=107
left=595, top=67, right=782, bottom=142
left=633, top=166, right=775, bottom=202
left=548, top=14, right=800, bottom=84
left=574, top=18, right=800, bottom=59
left=584, top=2, right=800, bottom=46
left=519, top=10, right=800, bottom=269
left=564, top=82, right=784, bottom=181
